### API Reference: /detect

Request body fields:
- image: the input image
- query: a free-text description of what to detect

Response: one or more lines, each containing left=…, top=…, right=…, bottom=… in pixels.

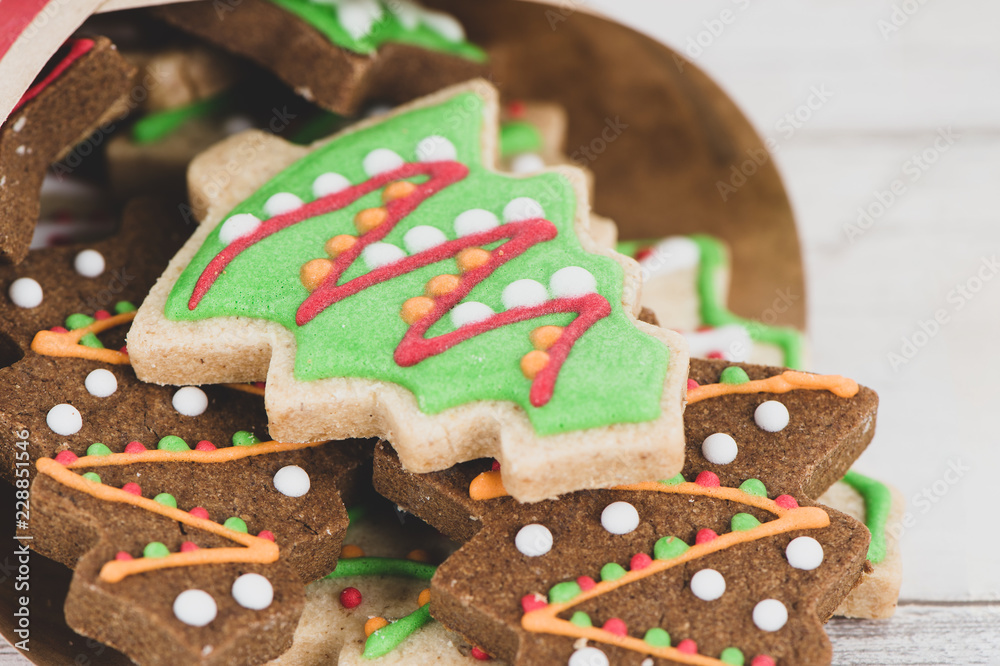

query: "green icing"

left=738, top=478, right=768, bottom=497
left=720, top=366, right=749, bottom=385
left=81, top=472, right=101, bottom=484
left=66, top=313, right=94, bottom=329
left=224, top=517, right=248, bottom=533
left=143, top=542, right=169, bottom=558
left=86, top=443, right=111, bottom=457
left=153, top=493, right=177, bottom=508
left=114, top=300, right=137, bottom=314
left=131, top=92, right=230, bottom=144
left=730, top=513, right=761, bottom=532
left=600, top=562, right=626, bottom=582
left=157, top=435, right=189, bottom=452
left=232, top=431, right=261, bottom=446
left=362, top=604, right=432, bottom=659
left=269, top=0, right=485, bottom=61
left=659, top=473, right=685, bottom=486
left=720, top=647, right=745, bottom=665
left=499, top=121, right=543, bottom=158
left=165, top=92, right=670, bottom=435
left=548, top=581, right=581, bottom=604
left=653, top=536, right=689, bottom=560
left=346, top=505, right=368, bottom=526
left=643, top=627, right=671, bottom=648
left=569, top=611, right=592, bottom=628
left=842, top=470, right=891, bottom=564
left=325, top=556, right=436, bottom=580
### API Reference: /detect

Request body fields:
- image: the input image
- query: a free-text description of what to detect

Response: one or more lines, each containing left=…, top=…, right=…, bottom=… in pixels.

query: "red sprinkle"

left=634, top=247, right=653, bottom=262
left=695, top=529, right=718, bottom=545
left=695, top=471, right=720, bottom=487
left=258, top=530, right=275, bottom=542
left=94, top=310, right=111, bottom=320
left=775, top=495, right=799, bottom=509
left=521, top=594, right=547, bottom=613
left=195, top=440, right=217, bottom=451
left=124, top=441, right=146, bottom=453
left=339, top=587, right=363, bottom=609
left=470, top=646, right=491, bottom=661
left=119, top=345, right=128, bottom=355
left=507, top=100, right=526, bottom=118
left=677, top=639, right=698, bottom=655
left=491, top=459, right=501, bottom=472
left=630, top=553, right=652, bottom=570
left=115, top=551, right=133, bottom=561
left=602, top=617, right=627, bottom=636
left=686, top=378, right=699, bottom=391
left=576, top=576, right=596, bottom=591
left=121, top=482, right=142, bottom=496
left=188, top=506, right=210, bottom=520
left=54, top=450, right=78, bottom=465
left=253, top=381, right=266, bottom=389
left=180, top=541, right=199, bottom=553
left=750, top=656, right=776, bottom=666
left=706, top=351, right=724, bottom=359
left=50, top=326, right=68, bottom=333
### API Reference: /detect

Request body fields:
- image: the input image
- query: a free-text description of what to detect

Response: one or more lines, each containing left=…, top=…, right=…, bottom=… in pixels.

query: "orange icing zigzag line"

left=686, top=370, right=858, bottom=404
left=62, top=439, right=325, bottom=469
left=30, top=311, right=135, bottom=364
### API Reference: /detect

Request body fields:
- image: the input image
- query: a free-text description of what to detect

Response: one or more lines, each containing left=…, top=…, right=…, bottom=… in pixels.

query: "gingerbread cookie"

left=373, top=358, right=879, bottom=665
left=129, top=81, right=689, bottom=503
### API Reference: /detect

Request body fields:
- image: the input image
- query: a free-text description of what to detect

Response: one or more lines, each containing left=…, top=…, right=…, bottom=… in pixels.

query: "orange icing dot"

left=341, top=544, right=365, bottom=559
left=417, top=588, right=431, bottom=607
left=469, top=470, right=507, bottom=501
left=687, top=370, right=860, bottom=405
left=406, top=549, right=429, bottom=563
left=456, top=248, right=490, bottom=272
left=529, top=325, right=563, bottom=351
left=365, top=617, right=389, bottom=636
left=355, top=207, right=388, bottom=233
left=520, top=350, right=549, bottom=380
left=325, top=234, right=357, bottom=258
left=401, top=296, right=435, bottom=325
left=301, top=258, right=334, bottom=291
left=30, top=311, right=135, bottom=365
left=424, top=274, right=461, bottom=297
left=382, top=181, right=417, bottom=202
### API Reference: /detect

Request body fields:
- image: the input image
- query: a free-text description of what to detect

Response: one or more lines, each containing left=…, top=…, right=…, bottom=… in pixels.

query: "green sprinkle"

left=143, top=542, right=170, bottom=558
left=153, top=493, right=178, bottom=509
left=79, top=332, right=104, bottom=349
left=157, top=435, right=190, bottom=452
left=362, top=604, right=432, bottom=659
left=720, top=647, right=745, bottom=665
left=739, top=478, right=768, bottom=497
left=499, top=121, right=543, bottom=157
left=114, top=301, right=137, bottom=314
left=659, top=473, right=685, bottom=486
left=569, top=611, right=592, bottom=628
left=65, top=313, right=95, bottom=330
left=232, top=431, right=261, bottom=446
left=643, top=627, right=671, bottom=647
left=325, top=557, right=436, bottom=580
left=86, top=443, right=112, bottom=457
left=600, top=562, right=626, bottom=582
left=548, top=581, right=581, bottom=604
left=731, top=513, right=761, bottom=532
left=719, top=366, right=750, bottom=385
left=81, top=472, right=101, bottom=484
left=223, top=517, right=248, bottom=533
left=653, top=536, right=689, bottom=560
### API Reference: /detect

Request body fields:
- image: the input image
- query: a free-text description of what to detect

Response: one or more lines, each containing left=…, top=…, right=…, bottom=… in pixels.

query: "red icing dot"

left=119, top=345, right=128, bottom=355
left=630, top=553, right=652, bottom=570
left=195, top=440, right=216, bottom=451
left=677, top=639, right=698, bottom=655
left=750, top=656, right=776, bottom=666
left=576, top=576, right=596, bottom=591
left=54, top=450, right=78, bottom=465
left=491, top=459, right=501, bottom=472
left=180, top=541, right=199, bottom=553
left=121, top=482, right=142, bottom=496
left=471, top=647, right=491, bottom=661
left=635, top=247, right=653, bottom=262
left=507, top=100, right=526, bottom=118
left=602, top=617, right=627, bottom=636
left=188, top=506, right=210, bottom=520
left=695, top=529, right=718, bottom=545
left=115, top=551, right=133, bottom=561
left=124, top=441, right=146, bottom=453
left=775, top=495, right=799, bottom=509
left=253, top=381, right=266, bottom=389
left=687, top=378, right=699, bottom=391
left=706, top=351, right=724, bottom=359
left=94, top=310, right=111, bottom=320
left=258, top=530, right=275, bottom=542
left=521, top=594, right=547, bottom=613
left=339, top=587, right=363, bottom=609
left=50, top=326, right=68, bottom=333
left=695, top=471, right=720, bottom=487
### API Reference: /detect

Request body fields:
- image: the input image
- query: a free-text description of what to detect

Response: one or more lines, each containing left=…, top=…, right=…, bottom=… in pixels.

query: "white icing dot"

left=450, top=301, right=494, bottom=328
left=568, top=647, right=609, bottom=666
left=416, top=135, right=457, bottom=162
left=501, top=279, right=548, bottom=310
left=337, top=0, right=383, bottom=39
left=514, top=524, right=552, bottom=557
left=263, top=192, right=304, bottom=217
left=363, top=148, right=405, bottom=176
left=502, top=197, right=544, bottom=222
left=231, top=573, right=274, bottom=610
left=172, top=386, right=208, bottom=417
left=8, top=277, right=42, bottom=308
left=510, top=153, right=545, bottom=173
left=84, top=369, right=117, bottom=398
left=313, top=172, right=351, bottom=198
left=421, top=9, right=466, bottom=42
left=690, top=568, right=726, bottom=601
left=549, top=266, right=597, bottom=298
left=755, top=401, right=790, bottom=432
left=403, top=225, right=447, bottom=254
left=392, top=0, right=421, bottom=29
left=786, top=536, right=824, bottom=570
left=218, top=213, right=262, bottom=245
left=683, top=324, right=753, bottom=363
left=753, top=599, right=788, bottom=632
left=73, top=249, right=105, bottom=278
left=46, top=404, right=82, bottom=436
left=361, top=242, right=406, bottom=269
left=639, top=236, right=701, bottom=276
left=600, top=501, right=640, bottom=535
left=273, top=465, right=310, bottom=498
left=453, top=209, right=499, bottom=237
left=701, top=433, right=738, bottom=465
left=173, top=589, right=217, bottom=627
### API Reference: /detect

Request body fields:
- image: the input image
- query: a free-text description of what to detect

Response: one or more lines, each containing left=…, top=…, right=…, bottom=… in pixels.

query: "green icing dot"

left=600, top=562, right=626, bottom=582
left=153, top=493, right=178, bottom=509
left=731, top=513, right=762, bottom=532
left=659, top=473, right=685, bottom=486
left=65, top=313, right=95, bottom=330
left=499, top=121, right=543, bottom=158
left=86, top=443, right=112, bottom=457
left=232, top=431, right=261, bottom=446
left=143, top=542, right=170, bottom=558
left=78, top=332, right=104, bottom=349
left=653, top=536, right=689, bottom=560
left=720, top=366, right=750, bottom=385
left=569, top=611, right=592, bottom=628
left=157, top=436, right=190, bottom=452
left=548, top=581, right=581, bottom=604
left=114, top=301, right=137, bottom=314
left=224, top=516, right=248, bottom=533
left=739, top=478, right=768, bottom=497
left=720, top=647, right=745, bottom=665
left=81, top=472, right=101, bottom=484
left=643, top=627, right=671, bottom=648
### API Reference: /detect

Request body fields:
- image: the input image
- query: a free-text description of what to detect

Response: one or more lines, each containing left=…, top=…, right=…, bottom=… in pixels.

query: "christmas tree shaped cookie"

left=130, top=81, right=689, bottom=502
left=373, top=359, right=879, bottom=665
